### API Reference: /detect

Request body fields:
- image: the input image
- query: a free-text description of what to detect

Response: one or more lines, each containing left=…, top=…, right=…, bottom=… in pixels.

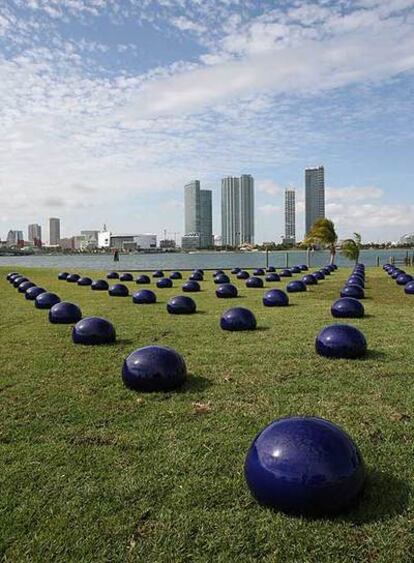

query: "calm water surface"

left=0, top=249, right=411, bottom=271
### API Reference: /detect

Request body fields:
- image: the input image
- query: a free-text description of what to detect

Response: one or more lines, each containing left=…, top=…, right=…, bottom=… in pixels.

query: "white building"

left=221, top=174, right=254, bottom=247
left=98, top=232, right=157, bottom=250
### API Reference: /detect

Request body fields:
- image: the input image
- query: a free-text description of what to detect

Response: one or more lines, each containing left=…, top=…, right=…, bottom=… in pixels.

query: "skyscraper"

left=6, top=230, right=24, bottom=246
left=221, top=176, right=240, bottom=247
left=221, top=175, right=254, bottom=247
left=49, top=217, right=61, bottom=246
left=183, top=180, right=212, bottom=249
left=305, top=166, right=325, bottom=235
left=28, top=224, right=42, bottom=245
left=239, top=174, right=254, bottom=244
left=200, top=189, right=213, bottom=248
left=284, top=188, right=296, bottom=245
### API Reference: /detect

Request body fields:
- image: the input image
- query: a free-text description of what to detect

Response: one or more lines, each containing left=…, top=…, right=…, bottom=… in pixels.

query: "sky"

left=1, top=0, right=414, bottom=244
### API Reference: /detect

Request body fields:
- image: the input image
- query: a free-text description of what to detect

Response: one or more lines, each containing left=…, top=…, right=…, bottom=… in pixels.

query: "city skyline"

left=1, top=1, right=413, bottom=243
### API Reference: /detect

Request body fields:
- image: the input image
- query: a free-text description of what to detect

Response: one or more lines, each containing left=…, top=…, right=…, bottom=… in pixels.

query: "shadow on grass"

left=363, top=350, right=387, bottom=361
left=114, top=338, right=135, bottom=346
left=178, top=374, right=212, bottom=393
left=339, top=470, right=411, bottom=524
left=256, top=326, right=270, bottom=332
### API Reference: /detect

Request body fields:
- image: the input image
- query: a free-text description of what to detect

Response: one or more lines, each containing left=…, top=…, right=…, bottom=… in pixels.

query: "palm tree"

left=341, top=233, right=361, bottom=264
left=305, top=218, right=338, bottom=265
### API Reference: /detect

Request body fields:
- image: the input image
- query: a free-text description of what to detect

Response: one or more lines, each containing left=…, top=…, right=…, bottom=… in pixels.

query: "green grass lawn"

left=1, top=266, right=414, bottom=562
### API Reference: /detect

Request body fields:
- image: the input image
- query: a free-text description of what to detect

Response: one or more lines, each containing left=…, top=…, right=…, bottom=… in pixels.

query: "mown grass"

left=0, top=266, right=413, bottom=563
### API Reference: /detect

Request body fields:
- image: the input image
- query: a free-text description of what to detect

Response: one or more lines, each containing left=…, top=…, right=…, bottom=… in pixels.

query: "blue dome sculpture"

left=236, top=270, right=249, bottom=279
left=109, top=283, right=129, bottom=297
left=189, top=272, right=203, bottom=281
left=18, top=281, right=36, bottom=293
left=220, top=307, right=256, bottom=331
left=136, top=275, right=150, bottom=284
left=58, top=272, right=69, bottom=280
left=253, top=268, right=265, bottom=276
left=49, top=302, right=82, bottom=324
left=347, top=276, right=364, bottom=288
left=267, top=266, right=276, bottom=272
left=396, top=273, right=413, bottom=286
left=156, top=278, right=173, bottom=288
left=313, top=271, right=325, bottom=280
left=265, top=273, right=280, bottom=282
left=280, top=269, right=292, bottom=277
left=340, top=285, right=365, bottom=300
left=66, top=274, right=80, bottom=283
left=91, top=279, right=109, bottom=291
left=216, top=283, right=238, bottom=298
left=9, top=273, right=21, bottom=283
left=7, top=272, right=19, bottom=280
left=291, top=266, right=302, bottom=274
left=167, top=295, right=196, bottom=314
left=122, top=345, right=187, bottom=392
left=231, top=268, right=241, bottom=274
left=287, top=280, right=307, bottom=293
left=78, top=277, right=93, bottom=286
left=13, top=277, right=28, bottom=287
left=35, top=292, right=61, bottom=309
left=182, top=281, right=200, bottom=293
left=299, top=264, right=309, bottom=271
left=214, top=270, right=225, bottom=277
left=132, top=289, right=156, bottom=304
left=321, top=268, right=331, bottom=276
left=214, top=273, right=230, bottom=284
left=244, top=416, right=366, bottom=516
left=246, top=276, right=264, bottom=288
left=302, top=274, right=317, bottom=285
left=331, top=297, right=364, bottom=318
left=391, top=270, right=403, bottom=279
left=25, top=286, right=46, bottom=300
left=316, top=324, right=367, bottom=358
left=72, top=317, right=116, bottom=345
left=153, top=270, right=164, bottom=278
left=404, top=281, right=414, bottom=294
left=120, top=273, right=133, bottom=282
left=263, top=289, right=289, bottom=307
left=170, top=271, right=182, bottom=280
left=107, top=271, right=119, bottom=279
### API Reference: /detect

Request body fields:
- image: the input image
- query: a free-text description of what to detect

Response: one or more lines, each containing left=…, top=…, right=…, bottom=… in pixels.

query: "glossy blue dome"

left=214, top=273, right=230, bottom=284
left=136, top=275, right=150, bottom=284
left=153, top=270, right=164, bottom=278
left=396, top=273, right=413, bottom=286
left=263, top=289, right=289, bottom=307
left=303, top=274, right=317, bottom=285
left=91, top=279, right=109, bottom=291
left=170, top=271, right=182, bottom=280
left=109, top=283, right=129, bottom=297
left=246, top=276, right=264, bottom=288
left=286, top=280, right=307, bottom=293
left=265, top=273, right=280, bottom=282
left=331, top=297, right=364, bottom=319
left=18, top=281, right=36, bottom=293
left=253, top=268, right=265, bottom=276
left=316, top=324, right=367, bottom=359
left=25, top=286, right=46, bottom=300
left=35, top=292, right=61, bottom=310
left=120, top=273, right=133, bottom=282
left=405, top=281, right=414, bottom=294
left=107, top=271, right=119, bottom=279
left=72, top=316, right=116, bottom=345
left=58, top=272, right=69, bottom=280
left=220, top=307, right=256, bottom=331
left=66, top=274, right=80, bottom=283
left=280, top=269, right=292, bottom=277
left=132, top=289, right=156, bottom=304
left=340, top=285, right=365, bottom=300
left=49, top=302, right=82, bottom=324
left=189, top=272, right=203, bottom=281
left=245, top=416, right=366, bottom=516
left=216, top=283, right=238, bottom=298
left=122, top=345, right=187, bottom=392
left=77, top=277, right=93, bottom=286
left=182, top=281, right=200, bottom=292
left=156, top=278, right=173, bottom=288
left=236, top=270, right=250, bottom=280
left=167, top=295, right=196, bottom=314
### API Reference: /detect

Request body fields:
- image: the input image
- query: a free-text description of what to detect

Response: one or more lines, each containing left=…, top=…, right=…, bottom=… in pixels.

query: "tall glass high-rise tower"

left=305, top=166, right=325, bottom=234
left=183, top=180, right=212, bottom=249
left=49, top=217, right=61, bottom=246
left=284, top=188, right=296, bottom=245
left=221, top=175, right=254, bottom=247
